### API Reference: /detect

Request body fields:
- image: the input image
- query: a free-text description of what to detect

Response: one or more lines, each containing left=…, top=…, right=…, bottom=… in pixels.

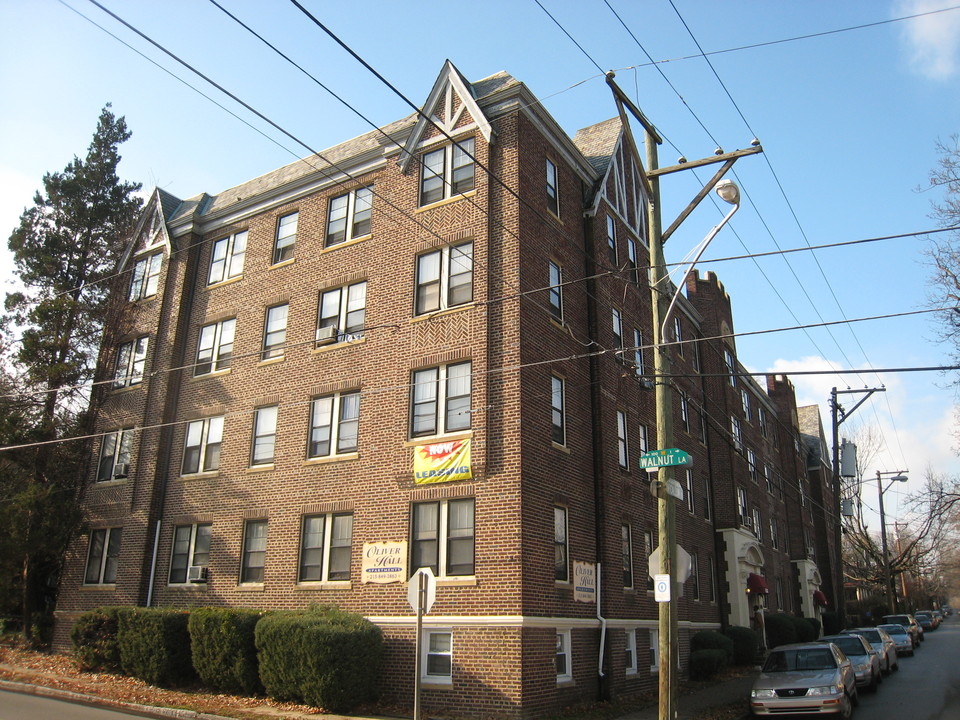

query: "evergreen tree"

left=1, top=105, right=142, bottom=640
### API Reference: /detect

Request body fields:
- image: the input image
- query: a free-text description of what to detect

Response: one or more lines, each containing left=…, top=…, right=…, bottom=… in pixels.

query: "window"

left=776, top=578, right=784, bottom=610
left=84, top=527, right=122, bottom=585
left=680, top=392, right=689, bottom=432
left=638, top=423, right=649, bottom=453
left=546, top=158, right=559, bottom=215
left=262, top=304, right=288, bottom=360
left=182, top=416, right=224, bottom=474
left=129, top=253, right=162, bottom=301
left=97, top=428, right=133, bottom=482
left=692, top=338, right=702, bottom=373
left=411, top=498, right=474, bottom=577
left=758, top=406, right=768, bottom=437
left=752, top=507, right=763, bottom=542
left=555, top=506, right=569, bottom=582
left=617, top=410, right=629, bottom=469
left=625, top=629, right=638, bottom=675
left=644, top=530, right=655, bottom=591
left=556, top=630, right=573, bottom=682
left=770, top=516, right=780, bottom=550
left=626, top=237, right=639, bottom=284
left=622, top=524, right=633, bottom=588
left=765, top=464, right=775, bottom=493
left=687, top=553, right=700, bottom=601
left=114, top=336, right=148, bottom=388
left=731, top=416, right=743, bottom=453
left=273, top=212, right=298, bottom=264
left=737, top=487, right=748, bottom=525
left=741, top=389, right=751, bottom=421
left=251, top=406, right=278, bottom=466
left=415, top=242, right=473, bottom=315
left=420, top=137, right=475, bottom=205
left=169, top=524, right=211, bottom=584
left=326, top=186, right=372, bottom=246
left=318, top=281, right=366, bottom=344
left=410, top=362, right=471, bottom=438
left=308, top=391, right=360, bottom=458
left=725, top=349, right=736, bottom=387
left=422, top=629, right=453, bottom=683
left=261, top=307, right=292, bottom=363
left=208, top=231, right=247, bottom=285
left=612, top=308, right=624, bottom=350
left=649, top=629, right=660, bottom=670
left=633, top=328, right=645, bottom=376
left=673, top=316, right=683, bottom=354
left=551, top=375, right=566, bottom=446
left=299, top=513, right=353, bottom=582
left=195, top=319, right=235, bottom=375
left=685, top=469, right=695, bottom=513
left=702, top=475, right=712, bottom=520
left=548, top=260, right=563, bottom=323
left=709, top=558, right=717, bottom=602
left=747, top=449, right=758, bottom=482
left=240, top=519, right=267, bottom=584
left=606, top=215, right=617, bottom=266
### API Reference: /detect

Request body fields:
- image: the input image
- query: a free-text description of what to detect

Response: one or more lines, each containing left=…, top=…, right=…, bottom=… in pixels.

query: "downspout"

left=145, top=520, right=161, bottom=607
left=597, top=563, right=606, bottom=678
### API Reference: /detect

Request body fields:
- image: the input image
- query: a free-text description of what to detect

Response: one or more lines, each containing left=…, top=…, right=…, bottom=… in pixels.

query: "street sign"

left=654, top=574, right=670, bottom=602
left=639, top=448, right=692, bottom=470
left=407, top=567, right=436, bottom=614
left=648, top=545, right=692, bottom=582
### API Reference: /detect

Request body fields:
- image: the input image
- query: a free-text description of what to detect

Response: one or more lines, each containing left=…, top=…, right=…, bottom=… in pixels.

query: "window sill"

left=109, top=384, right=143, bottom=395
left=311, top=336, right=366, bottom=355
left=404, top=430, right=472, bottom=448
left=180, top=470, right=221, bottom=481
left=556, top=678, right=575, bottom=688
left=191, top=368, right=232, bottom=380
left=205, top=276, right=243, bottom=291
left=92, top=478, right=128, bottom=488
left=166, top=583, right=208, bottom=590
left=296, top=581, right=352, bottom=591
left=247, top=464, right=275, bottom=473
left=416, top=189, right=477, bottom=213
left=258, top=356, right=285, bottom=367
left=270, top=258, right=295, bottom=270
left=552, top=441, right=571, bottom=454
left=321, top=234, right=370, bottom=254
left=304, top=452, right=359, bottom=465
left=236, top=583, right=265, bottom=591
left=548, top=316, right=565, bottom=331
left=80, top=584, right=117, bottom=590
left=410, top=303, right=474, bottom=324
left=434, top=576, right=476, bottom=588
left=421, top=680, right=454, bottom=690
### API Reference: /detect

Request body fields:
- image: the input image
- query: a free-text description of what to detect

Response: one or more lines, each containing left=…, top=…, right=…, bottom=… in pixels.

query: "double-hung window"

left=410, top=498, right=475, bottom=577
left=546, top=158, right=559, bottom=215
left=741, top=389, right=751, bottom=421
left=208, top=231, right=247, bottom=285
left=556, top=630, right=573, bottom=682
left=752, top=507, right=763, bottom=542
left=548, top=260, right=563, bottom=323
left=195, top=319, right=235, bottom=375
left=251, top=406, right=278, bottom=466
left=555, top=506, right=569, bottom=582
left=731, top=416, right=743, bottom=453
left=638, top=423, right=649, bottom=453
left=317, top=281, right=366, bottom=344
left=308, top=391, right=359, bottom=458
left=422, top=629, right=453, bottom=683
left=420, top=137, right=475, bottom=205
left=182, top=416, right=224, bottom=475
left=691, top=553, right=701, bottom=601
left=606, top=215, right=617, bottom=266
left=612, top=308, right=624, bottom=350
left=129, top=253, right=162, bottom=301
left=410, top=361, right=471, bottom=438
left=633, top=328, right=645, bottom=376
left=737, top=487, right=748, bottom=526
left=415, top=242, right=473, bottom=315
left=97, top=428, right=133, bottom=482
left=622, top=524, right=633, bottom=588
left=114, top=336, right=148, bottom=388
left=617, top=410, right=629, bottom=469
left=169, top=524, right=211, bottom=584
left=273, top=212, right=298, bottom=264
left=326, top=186, right=372, bottom=246
left=625, top=629, right=638, bottom=674
left=626, top=237, right=639, bottom=284
left=240, top=519, right=267, bottom=584
left=685, top=469, right=695, bottom=513
left=747, top=449, right=758, bottom=482
left=551, top=375, right=566, bottom=446
left=299, top=513, right=353, bottom=582
left=84, top=527, right=122, bottom=585
left=262, top=304, right=288, bottom=360
left=725, top=349, right=737, bottom=387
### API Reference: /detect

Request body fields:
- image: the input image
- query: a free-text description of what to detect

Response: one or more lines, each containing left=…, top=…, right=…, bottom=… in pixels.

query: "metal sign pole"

left=413, top=570, right=424, bottom=720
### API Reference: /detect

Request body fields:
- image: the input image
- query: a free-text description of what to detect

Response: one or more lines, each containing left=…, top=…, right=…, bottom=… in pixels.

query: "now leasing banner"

left=413, top=439, right=472, bottom=484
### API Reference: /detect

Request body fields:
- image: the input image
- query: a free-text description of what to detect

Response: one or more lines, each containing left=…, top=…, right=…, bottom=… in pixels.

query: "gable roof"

left=572, top=117, right=622, bottom=176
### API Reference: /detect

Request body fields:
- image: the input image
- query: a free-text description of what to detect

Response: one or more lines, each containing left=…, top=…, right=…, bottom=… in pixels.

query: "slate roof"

left=572, top=117, right=622, bottom=176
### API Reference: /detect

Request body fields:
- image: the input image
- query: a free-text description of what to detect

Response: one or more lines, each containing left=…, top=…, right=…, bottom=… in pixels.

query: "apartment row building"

left=53, top=61, right=838, bottom=718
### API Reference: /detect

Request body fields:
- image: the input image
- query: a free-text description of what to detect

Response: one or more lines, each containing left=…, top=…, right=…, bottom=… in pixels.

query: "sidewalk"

left=615, top=667, right=758, bottom=720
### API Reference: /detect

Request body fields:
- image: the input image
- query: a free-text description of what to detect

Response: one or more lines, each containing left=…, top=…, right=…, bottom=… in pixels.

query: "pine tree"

left=1, top=105, right=142, bottom=640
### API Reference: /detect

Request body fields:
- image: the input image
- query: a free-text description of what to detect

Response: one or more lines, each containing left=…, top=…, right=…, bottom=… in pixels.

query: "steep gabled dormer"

left=118, top=188, right=180, bottom=302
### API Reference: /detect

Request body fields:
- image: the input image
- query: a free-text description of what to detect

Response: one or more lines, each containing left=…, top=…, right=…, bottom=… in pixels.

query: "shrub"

left=189, top=607, right=263, bottom=695
left=256, top=606, right=383, bottom=712
left=690, top=630, right=734, bottom=663
left=802, top=617, right=821, bottom=639
left=764, top=613, right=798, bottom=649
left=821, top=611, right=841, bottom=635
left=723, top=625, right=759, bottom=665
left=790, top=615, right=817, bottom=642
left=689, top=648, right=728, bottom=680
left=70, top=606, right=130, bottom=672
left=118, top=608, right=195, bottom=687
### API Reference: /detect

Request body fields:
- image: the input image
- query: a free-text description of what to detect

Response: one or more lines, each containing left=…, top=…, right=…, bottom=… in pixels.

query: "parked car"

left=878, top=623, right=914, bottom=657
left=843, top=626, right=898, bottom=675
left=914, top=611, right=934, bottom=632
left=882, top=613, right=921, bottom=646
left=750, top=642, right=858, bottom=717
left=931, top=610, right=944, bottom=626
left=820, top=634, right=882, bottom=692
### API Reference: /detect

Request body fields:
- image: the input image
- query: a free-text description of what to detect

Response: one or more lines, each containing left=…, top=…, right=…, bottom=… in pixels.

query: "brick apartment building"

left=53, top=61, right=836, bottom=717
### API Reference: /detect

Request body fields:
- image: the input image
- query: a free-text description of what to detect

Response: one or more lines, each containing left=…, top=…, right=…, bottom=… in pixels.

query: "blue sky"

left=2, top=0, right=959, bottom=525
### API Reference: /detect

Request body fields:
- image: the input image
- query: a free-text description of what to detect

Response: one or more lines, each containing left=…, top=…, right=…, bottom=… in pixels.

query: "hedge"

left=689, top=649, right=728, bottom=680
left=70, top=606, right=130, bottom=672
left=189, top=607, right=264, bottom=695
left=690, top=630, right=734, bottom=663
left=255, top=606, right=383, bottom=712
left=764, top=613, right=798, bottom=649
left=118, top=608, right=196, bottom=687
left=723, top=625, right=759, bottom=665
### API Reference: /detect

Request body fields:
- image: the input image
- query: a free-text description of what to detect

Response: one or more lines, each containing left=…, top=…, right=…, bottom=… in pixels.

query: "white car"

left=750, top=642, right=858, bottom=717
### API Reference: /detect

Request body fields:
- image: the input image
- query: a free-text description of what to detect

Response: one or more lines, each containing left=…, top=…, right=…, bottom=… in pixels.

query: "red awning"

left=746, top=573, right=769, bottom=594
left=813, top=589, right=828, bottom=607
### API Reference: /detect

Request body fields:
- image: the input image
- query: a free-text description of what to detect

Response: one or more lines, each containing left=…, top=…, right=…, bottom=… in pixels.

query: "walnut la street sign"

left=639, top=448, right=692, bottom=470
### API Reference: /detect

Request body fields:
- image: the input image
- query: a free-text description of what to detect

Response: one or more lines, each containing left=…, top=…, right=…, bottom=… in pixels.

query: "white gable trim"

left=398, top=60, right=493, bottom=173
left=118, top=189, right=171, bottom=271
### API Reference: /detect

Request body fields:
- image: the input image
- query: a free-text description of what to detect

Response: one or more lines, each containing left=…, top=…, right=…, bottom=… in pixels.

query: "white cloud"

left=895, top=0, right=960, bottom=79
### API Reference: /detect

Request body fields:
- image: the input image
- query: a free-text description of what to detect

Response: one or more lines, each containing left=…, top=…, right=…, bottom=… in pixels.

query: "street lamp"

left=876, top=470, right=908, bottom=613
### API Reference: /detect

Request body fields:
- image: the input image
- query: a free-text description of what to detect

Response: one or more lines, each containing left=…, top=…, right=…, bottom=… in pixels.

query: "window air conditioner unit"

left=740, top=515, right=752, bottom=529
left=187, top=565, right=208, bottom=583
left=807, top=546, right=816, bottom=558
left=315, top=325, right=338, bottom=344
left=113, top=463, right=130, bottom=479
